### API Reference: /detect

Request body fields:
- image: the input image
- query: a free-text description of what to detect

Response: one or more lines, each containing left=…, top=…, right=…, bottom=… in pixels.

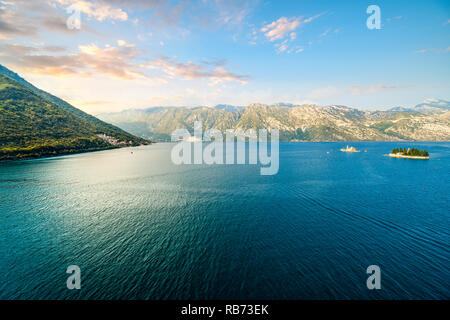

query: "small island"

left=340, top=145, right=360, bottom=152
left=388, top=147, right=430, bottom=159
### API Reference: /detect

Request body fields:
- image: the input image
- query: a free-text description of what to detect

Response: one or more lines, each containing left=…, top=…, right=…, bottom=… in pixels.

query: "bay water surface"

left=0, top=142, right=449, bottom=299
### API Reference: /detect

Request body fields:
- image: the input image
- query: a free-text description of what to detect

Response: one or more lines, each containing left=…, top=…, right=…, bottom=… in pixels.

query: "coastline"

left=0, top=142, right=151, bottom=162
left=386, top=153, right=430, bottom=160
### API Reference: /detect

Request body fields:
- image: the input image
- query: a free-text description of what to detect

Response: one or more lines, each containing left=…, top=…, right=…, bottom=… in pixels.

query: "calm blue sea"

left=0, top=142, right=449, bottom=299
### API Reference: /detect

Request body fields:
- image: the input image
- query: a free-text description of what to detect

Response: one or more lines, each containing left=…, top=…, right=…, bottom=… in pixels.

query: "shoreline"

left=0, top=143, right=151, bottom=162
left=386, top=153, right=430, bottom=160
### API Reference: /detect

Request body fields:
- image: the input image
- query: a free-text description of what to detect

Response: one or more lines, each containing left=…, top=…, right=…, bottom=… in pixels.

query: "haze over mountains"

left=98, top=100, right=450, bottom=142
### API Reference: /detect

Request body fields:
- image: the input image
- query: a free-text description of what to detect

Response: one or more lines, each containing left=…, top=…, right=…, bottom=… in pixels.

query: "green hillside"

left=0, top=64, right=148, bottom=144
left=0, top=66, right=149, bottom=160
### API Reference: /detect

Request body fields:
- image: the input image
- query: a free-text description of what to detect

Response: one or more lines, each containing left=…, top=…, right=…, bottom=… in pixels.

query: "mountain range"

left=1, top=62, right=448, bottom=162
left=98, top=100, right=450, bottom=142
left=0, top=65, right=148, bottom=160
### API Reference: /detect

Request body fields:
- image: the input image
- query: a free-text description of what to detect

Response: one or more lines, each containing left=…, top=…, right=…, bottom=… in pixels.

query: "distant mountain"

left=98, top=102, right=450, bottom=142
left=389, top=99, right=450, bottom=113
left=272, top=102, right=296, bottom=108
left=388, top=106, right=415, bottom=112
left=214, top=104, right=244, bottom=112
left=0, top=65, right=148, bottom=160
left=412, top=98, right=450, bottom=113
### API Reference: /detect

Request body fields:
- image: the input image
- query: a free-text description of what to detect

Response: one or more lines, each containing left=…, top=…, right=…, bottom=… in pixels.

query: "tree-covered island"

left=389, top=147, right=430, bottom=159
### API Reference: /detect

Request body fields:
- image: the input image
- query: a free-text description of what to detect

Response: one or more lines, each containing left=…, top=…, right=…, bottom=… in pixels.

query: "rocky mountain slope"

left=98, top=101, right=450, bottom=142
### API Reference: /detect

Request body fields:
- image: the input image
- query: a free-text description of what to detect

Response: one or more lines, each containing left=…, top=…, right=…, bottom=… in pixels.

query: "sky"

left=0, top=0, right=449, bottom=114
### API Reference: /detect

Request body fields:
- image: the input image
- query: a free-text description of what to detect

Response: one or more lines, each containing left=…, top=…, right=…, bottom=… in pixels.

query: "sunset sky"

left=0, top=0, right=449, bottom=114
